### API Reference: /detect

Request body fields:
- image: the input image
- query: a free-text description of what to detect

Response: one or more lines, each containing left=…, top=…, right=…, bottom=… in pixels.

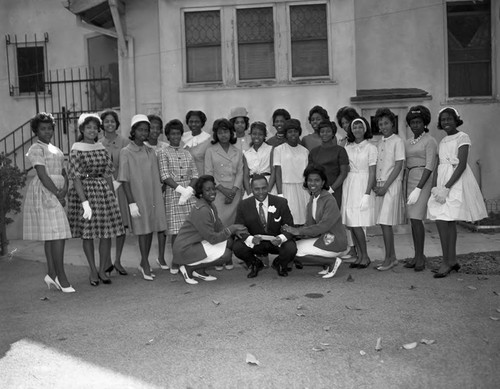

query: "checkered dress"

left=67, top=143, right=125, bottom=239
left=158, top=145, right=199, bottom=235
left=23, top=142, right=72, bottom=241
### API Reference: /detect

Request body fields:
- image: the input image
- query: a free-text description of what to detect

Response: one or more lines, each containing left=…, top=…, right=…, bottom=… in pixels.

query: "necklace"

left=410, top=133, right=424, bottom=145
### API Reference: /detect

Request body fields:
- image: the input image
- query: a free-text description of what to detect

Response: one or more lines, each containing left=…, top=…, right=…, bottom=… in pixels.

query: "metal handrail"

left=0, top=120, right=34, bottom=171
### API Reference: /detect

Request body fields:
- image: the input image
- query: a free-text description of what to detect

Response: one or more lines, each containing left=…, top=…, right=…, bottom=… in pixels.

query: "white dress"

left=341, top=140, right=377, bottom=227
left=427, top=131, right=487, bottom=222
left=273, top=143, right=309, bottom=225
left=375, top=134, right=406, bottom=225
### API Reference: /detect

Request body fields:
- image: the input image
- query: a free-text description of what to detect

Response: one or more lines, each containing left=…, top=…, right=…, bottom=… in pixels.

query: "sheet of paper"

left=258, top=235, right=276, bottom=241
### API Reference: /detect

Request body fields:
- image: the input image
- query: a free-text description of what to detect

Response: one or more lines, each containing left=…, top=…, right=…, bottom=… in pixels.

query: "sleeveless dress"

left=23, top=141, right=71, bottom=241
left=427, top=131, right=487, bottom=222
left=67, top=142, right=125, bottom=239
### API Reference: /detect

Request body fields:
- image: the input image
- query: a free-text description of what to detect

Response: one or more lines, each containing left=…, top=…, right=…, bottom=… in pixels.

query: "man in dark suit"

left=233, top=174, right=297, bottom=277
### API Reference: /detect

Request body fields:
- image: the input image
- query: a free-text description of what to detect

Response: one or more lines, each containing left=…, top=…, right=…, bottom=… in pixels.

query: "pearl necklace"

left=410, top=133, right=424, bottom=145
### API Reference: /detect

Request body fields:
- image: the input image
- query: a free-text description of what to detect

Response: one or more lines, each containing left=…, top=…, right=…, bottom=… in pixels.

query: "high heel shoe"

left=434, top=263, right=461, bottom=278
left=403, top=261, right=416, bottom=269
left=114, top=264, right=128, bottom=276
left=179, top=265, right=198, bottom=285
left=54, top=277, right=76, bottom=293
left=192, top=271, right=217, bottom=281
left=318, top=266, right=329, bottom=275
left=138, top=266, right=154, bottom=281
left=104, top=265, right=114, bottom=276
left=89, top=277, right=99, bottom=286
left=357, top=259, right=371, bottom=269
left=349, top=262, right=360, bottom=269
left=98, top=274, right=112, bottom=284
left=376, top=261, right=397, bottom=271
left=156, top=258, right=170, bottom=270
left=44, top=275, right=61, bottom=290
left=322, top=258, right=342, bottom=279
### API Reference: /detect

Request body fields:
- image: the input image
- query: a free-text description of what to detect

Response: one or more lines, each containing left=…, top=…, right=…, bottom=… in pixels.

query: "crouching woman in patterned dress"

left=67, top=113, right=125, bottom=286
left=23, top=112, right=74, bottom=292
left=172, top=175, right=247, bottom=284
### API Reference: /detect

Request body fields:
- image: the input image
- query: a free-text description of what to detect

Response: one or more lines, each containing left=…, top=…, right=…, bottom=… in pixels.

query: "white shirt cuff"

left=244, top=235, right=255, bottom=248
left=278, top=234, right=287, bottom=245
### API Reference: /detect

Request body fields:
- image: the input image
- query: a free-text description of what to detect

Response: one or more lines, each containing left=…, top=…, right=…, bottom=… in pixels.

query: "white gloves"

left=360, top=194, right=371, bottom=211
left=407, top=188, right=421, bottom=205
left=434, top=187, right=450, bottom=204
left=112, top=180, right=121, bottom=191
left=129, top=203, right=141, bottom=218
left=178, top=186, right=195, bottom=205
left=82, top=200, right=92, bottom=220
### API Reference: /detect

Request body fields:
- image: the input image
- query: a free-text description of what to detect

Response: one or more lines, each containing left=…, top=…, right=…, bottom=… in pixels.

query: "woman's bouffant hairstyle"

left=374, top=107, right=397, bottom=133
left=100, top=110, right=120, bottom=130
left=283, top=118, right=302, bottom=137
left=272, top=108, right=291, bottom=123
left=129, top=120, right=150, bottom=141
left=336, top=106, right=360, bottom=127
left=250, top=121, right=267, bottom=139
left=346, top=117, right=373, bottom=143
left=194, top=175, right=215, bottom=198
left=77, top=116, right=101, bottom=142
left=302, top=163, right=329, bottom=191
left=164, top=119, right=184, bottom=137
left=229, top=116, right=250, bottom=131
left=406, top=105, right=431, bottom=130
left=30, top=112, right=55, bottom=134
left=308, top=105, right=330, bottom=123
left=185, top=110, right=207, bottom=128
left=318, top=120, right=338, bottom=136
left=147, top=114, right=163, bottom=130
left=211, top=118, right=236, bottom=144
left=437, top=107, right=463, bottom=129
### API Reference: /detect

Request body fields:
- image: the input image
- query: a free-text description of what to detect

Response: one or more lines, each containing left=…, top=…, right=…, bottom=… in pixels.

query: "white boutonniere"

left=268, top=205, right=277, bottom=214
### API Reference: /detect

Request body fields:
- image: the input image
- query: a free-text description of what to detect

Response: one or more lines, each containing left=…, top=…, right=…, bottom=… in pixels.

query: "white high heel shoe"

left=317, top=266, right=329, bottom=275
left=192, top=271, right=217, bottom=281
left=54, top=277, right=76, bottom=293
left=156, top=258, right=170, bottom=270
left=179, top=266, right=198, bottom=285
left=44, top=275, right=60, bottom=290
left=138, top=266, right=154, bottom=281
left=322, top=258, right=342, bottom=279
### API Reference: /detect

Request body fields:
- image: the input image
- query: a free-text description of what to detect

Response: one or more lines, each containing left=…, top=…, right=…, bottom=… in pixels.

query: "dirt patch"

left=423, top=251, right=500, bottom=275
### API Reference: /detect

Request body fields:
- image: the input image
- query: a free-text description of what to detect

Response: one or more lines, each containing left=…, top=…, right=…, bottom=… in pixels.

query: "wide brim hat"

left=131, top=114, right=150, bottom=127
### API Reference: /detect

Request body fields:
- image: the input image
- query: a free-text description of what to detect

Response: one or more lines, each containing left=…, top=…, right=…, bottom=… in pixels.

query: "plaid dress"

left=67, top=142, right=125, bottom=239
left=23, top=141, right=72, bottom=241
left=158, top=145, right=199, bottom=235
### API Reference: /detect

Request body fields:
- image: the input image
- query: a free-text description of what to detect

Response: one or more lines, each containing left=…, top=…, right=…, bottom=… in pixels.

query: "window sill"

left=445, top=97, right=499, bottom=105
left=179, top=78, right=337, bottom=92
left=11, top=93, right=52, bottom=100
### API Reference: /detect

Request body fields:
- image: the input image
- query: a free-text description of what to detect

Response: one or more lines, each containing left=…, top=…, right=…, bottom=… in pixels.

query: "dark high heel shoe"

left=450, top=263, right=461, bottom=272
left=98, top=274, right=112, bottom=284
left=89, top=277, right=99, bottom=287
left=403, top=261, right=416, bottom=269
left=414, top=263, right=425, bottom=272
left=114, top=264, right=128, bottom=276
left=349, top=262, right=360, bottom=269
left=357, top=260, right=371, bottom=269
left=105, top=265, right=114, bottom=276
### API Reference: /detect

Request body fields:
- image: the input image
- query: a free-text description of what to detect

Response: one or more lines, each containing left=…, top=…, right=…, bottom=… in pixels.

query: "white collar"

left=71, top=142, right=105, bottom=151
left=255, top=196, right=269, bottom=207
left=382, top=134, right=395, bottom=141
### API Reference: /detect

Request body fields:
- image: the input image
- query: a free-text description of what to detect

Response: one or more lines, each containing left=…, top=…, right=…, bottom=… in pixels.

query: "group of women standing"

left=23, top=103, right=487, bottom=291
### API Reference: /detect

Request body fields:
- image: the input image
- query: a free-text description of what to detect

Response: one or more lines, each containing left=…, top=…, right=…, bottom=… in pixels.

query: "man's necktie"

left=259, top=202, right=267, bottom=231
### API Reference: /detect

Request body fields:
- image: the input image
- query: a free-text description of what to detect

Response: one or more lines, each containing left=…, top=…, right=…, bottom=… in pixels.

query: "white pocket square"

left=274, top=217, right=281, bottom=222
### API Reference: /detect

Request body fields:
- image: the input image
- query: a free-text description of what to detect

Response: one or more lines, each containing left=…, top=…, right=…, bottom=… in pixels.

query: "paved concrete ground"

left=1, top=223, right=499, bottom=388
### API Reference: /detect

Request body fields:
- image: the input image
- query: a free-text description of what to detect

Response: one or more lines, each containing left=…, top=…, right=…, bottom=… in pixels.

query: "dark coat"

left=172, top=198, right=230, bottom=265
left=235, top=194, right=294, bottom=240
left=297, top=190, right=347, bottom=253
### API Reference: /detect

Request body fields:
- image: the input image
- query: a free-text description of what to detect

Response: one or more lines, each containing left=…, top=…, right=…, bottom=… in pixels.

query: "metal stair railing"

left=0, top=120, right=35, bottom=172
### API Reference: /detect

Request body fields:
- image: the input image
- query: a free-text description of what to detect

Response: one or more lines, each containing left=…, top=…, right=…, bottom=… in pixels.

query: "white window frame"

left=286, top=0, right=332, bottom=82
left=443, top=0, right=497, bottom=102
left=181, top=6, right=225, bottom=86
left=181, top=1, right=333, bottom=89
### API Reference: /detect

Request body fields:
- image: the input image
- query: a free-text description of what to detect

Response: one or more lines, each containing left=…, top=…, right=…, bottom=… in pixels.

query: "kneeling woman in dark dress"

left=172, top=175, right=247, bottom=284
left=283, top=164, right=349, bottom=279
